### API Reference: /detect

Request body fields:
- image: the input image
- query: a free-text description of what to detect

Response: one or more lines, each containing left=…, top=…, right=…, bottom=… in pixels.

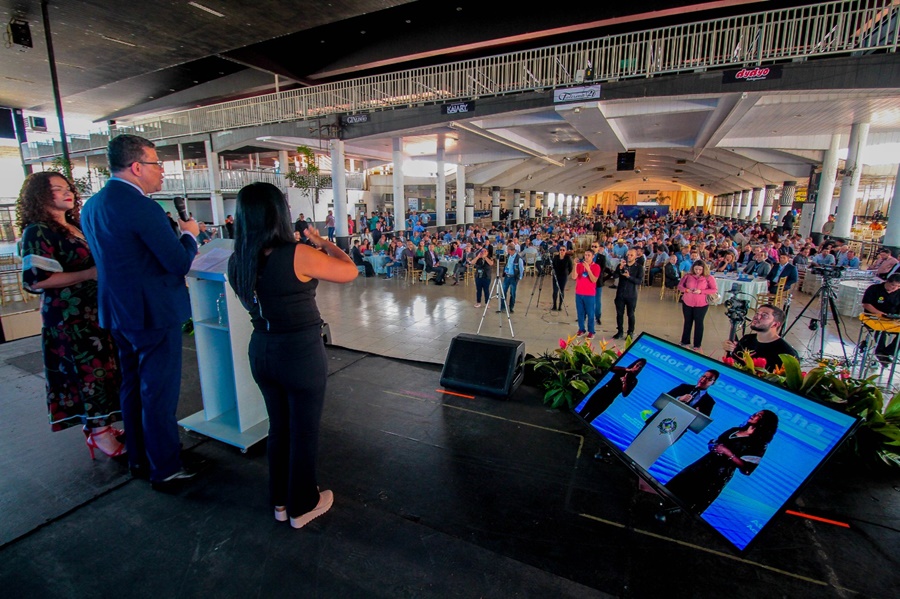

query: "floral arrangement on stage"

left=527, top=340, right=900, bottom=467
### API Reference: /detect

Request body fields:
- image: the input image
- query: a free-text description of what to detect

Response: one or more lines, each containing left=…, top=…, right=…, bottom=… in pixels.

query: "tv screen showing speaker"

left=574, top=334, right=858, bottom=552
left=616, top=151, right=635, bottom=171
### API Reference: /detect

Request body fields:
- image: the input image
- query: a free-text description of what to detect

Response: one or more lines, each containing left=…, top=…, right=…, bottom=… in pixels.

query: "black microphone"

left=173, top=197, right=189, bottom=222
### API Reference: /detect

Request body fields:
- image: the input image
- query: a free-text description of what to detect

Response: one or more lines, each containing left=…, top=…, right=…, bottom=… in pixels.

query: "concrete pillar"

left=834, top=122, right=869, bottom=239
left=392, top=137, right=406, bottom=233
left=740, top=189, right=752, bottom=221
left=882, top=163, right=900, bottom=248
left=330, top=139, right=348, bottom=238
left=512, top=189, right=521, bottom=220
left=779, top=181, right=797, bottom=229
left=465, top=183, right=475, bottom=225
left=812, top=134, right=841, bottom=236
left=529, top=190, right=537, bottom=218
left=435, top=137, right=446, bottom=227
left=751, top=188, right=763, bottom=222
left=732, top=191, right=743, bottom=220
left=761, top=185, right=777, bottom=225
left=203, top=140, right=224, bottom=225
left=491, top=186, right=501, bottom=222
left=725, top=193, right=735, bottom=220
left=456, top=165, right=466, bottom=225
left=277, top=150, right=288, bottom=175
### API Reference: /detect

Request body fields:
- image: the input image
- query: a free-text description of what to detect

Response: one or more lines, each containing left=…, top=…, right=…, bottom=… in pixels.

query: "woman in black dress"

left=18, top=172, right=124, bottom=459
left=577, top=358, right=647, bottom=422
left=665, top=410, right=779, bottom=513
left=228, top=183, right=357, bottom=529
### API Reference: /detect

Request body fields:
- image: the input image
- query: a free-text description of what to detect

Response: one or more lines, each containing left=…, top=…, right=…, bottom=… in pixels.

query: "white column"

left=204, top=140, right=224, bottom=225
left=751, top=188, right=764, bottom=222
left=456, top=165, right=466, bottom=225
left=528, top=191, right=537, bottom=218
left=392, top=137, right=406, bottom=233
left=812, top=133, right=841, bottom=236
left=512, top=189, right=521, bottom=220
left=725, top=193, right=735, bottom=220
left=834, top=123, right=870, bottom=239
left=882, top=163, right=900, bottom=247
left=277, top=150, right=288, bottom=175
left=779, top=181, right=797, bottom=226
left=761, top=186, right=777, bottom=225
left=740, top=190, right=752, bottom=220
left=565, top=194, right=572, bottom=216
left=491, top=186, right=501, bottom=222
left=435, top=137, right=446, bottom=227
left=330, top=139, right=348, bottom=237
left=465, top=183, right=475, bottom=224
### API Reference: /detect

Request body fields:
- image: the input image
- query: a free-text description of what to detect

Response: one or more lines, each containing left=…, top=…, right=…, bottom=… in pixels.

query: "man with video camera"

left=722, top=303, right=798, bottom=372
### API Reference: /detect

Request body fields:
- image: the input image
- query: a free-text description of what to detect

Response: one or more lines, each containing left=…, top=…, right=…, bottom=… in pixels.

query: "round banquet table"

left=710, top=274, right=769, bottom=308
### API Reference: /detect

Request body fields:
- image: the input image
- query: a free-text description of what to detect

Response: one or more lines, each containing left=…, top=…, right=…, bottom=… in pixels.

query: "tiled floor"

left=317, top=272, right=889, bottom=385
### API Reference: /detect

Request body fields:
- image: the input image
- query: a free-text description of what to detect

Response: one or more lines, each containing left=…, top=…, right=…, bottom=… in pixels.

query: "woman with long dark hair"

left=678, top=260, right=718, bottom=350
left=665, top=410, right=779, bottom=513
left=18, top=172, right=124, bottom=459
left=228, top=182, right=357, bottom=529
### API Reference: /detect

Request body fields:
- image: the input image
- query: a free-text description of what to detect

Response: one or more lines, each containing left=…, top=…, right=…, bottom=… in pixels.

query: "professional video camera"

left=808, top=264, right=845, bottom=279
left=723, top=284, right=751, bottom=342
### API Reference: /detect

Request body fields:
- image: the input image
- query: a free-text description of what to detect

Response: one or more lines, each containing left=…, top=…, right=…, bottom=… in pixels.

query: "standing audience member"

left=592, top=243, right=606, bottom=325
left=678, top=260, right=718, bottom=350
left=551, top=247, right=573, bottom=311
left=471, top=246, right=493, bottom=307
left=325, top=210, right=335, bottom=242
left=228, top=182, right=357, bottom=528
left=18, top=172, right=125, bottom=459
left=613, top=249, right=642, bottom=340
left=499, top=244, right=525, bottom=314
left=572, top=249, right=601, bottom=339
left=82, top=134, right=200, bottom=490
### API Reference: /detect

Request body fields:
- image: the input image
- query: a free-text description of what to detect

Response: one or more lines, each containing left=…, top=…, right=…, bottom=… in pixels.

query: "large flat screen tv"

left=574, top=334, right=859, bottom=552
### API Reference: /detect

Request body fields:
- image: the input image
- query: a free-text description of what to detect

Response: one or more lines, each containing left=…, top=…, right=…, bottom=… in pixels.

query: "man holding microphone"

left=613, top=249, right=643, bottom=340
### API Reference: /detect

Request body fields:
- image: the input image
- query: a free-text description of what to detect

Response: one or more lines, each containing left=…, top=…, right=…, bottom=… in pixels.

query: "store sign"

left=441, top=101, right=475, bottom=115
left=722, top=65, right=783, bottom=83
left=553, top=84, right=602, bottom=103
left=341, top=113, right=370, bottom=125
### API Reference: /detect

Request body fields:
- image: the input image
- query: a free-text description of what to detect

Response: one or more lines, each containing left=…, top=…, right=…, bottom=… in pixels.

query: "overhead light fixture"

left=449, top=122, right=564, bottom=167
left=101, top=34, right=136, bottom=47
left=188, top=2, right=225, bottom=17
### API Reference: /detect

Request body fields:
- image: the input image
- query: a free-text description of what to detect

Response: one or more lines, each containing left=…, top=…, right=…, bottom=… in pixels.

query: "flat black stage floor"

left=1, top=336, right=898, bottom=598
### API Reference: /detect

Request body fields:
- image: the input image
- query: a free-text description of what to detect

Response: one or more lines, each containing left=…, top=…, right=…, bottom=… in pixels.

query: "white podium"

left=180, top=239, right=268, bottom=452
left=625, top=393, right=712, bottom=470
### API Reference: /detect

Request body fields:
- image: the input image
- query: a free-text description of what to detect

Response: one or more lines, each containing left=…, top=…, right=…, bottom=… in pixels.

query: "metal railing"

left=119, top=169, right=368, bottom=195
left=21, top=0, right=898, bottom=161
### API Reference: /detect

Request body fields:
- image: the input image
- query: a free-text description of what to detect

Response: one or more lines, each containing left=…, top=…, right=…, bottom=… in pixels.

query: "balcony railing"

left=21, top=0, right=898, bottom=161
left=112, top=169, right=367, bottom=195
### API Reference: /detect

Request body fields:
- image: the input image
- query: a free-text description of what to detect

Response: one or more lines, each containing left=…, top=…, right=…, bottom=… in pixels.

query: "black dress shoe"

left=151, top=467, right=199, bottom=493
left=608, top=284, right=617, bottom=289
left=612, top=332, right=623, bottom=340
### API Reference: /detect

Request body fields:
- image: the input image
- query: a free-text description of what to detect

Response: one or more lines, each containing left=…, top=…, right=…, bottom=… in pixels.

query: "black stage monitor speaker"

left=440, top=333, right=525, bottom=398
left=616, top=151, right=636, bottom=171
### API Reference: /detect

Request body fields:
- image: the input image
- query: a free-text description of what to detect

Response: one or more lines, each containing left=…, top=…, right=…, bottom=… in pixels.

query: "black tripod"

left=477, top=256, right=515, bottom=337
left=783, top=276, right=849, bottom=363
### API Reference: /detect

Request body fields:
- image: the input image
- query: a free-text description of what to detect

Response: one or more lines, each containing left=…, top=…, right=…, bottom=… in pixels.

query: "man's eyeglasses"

left=135, top=160, right=164, bottom=168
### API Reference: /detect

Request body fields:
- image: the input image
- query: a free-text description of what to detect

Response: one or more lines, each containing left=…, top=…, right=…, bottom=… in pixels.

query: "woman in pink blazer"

left=678, top=260, right=718, bottom=350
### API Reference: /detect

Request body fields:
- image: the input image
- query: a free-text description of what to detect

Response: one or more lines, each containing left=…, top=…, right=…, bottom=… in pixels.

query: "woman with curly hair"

left=18, top=171, right=124, bottom=459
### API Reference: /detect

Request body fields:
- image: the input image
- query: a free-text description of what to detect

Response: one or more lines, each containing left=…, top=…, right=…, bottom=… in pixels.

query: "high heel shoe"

left=85, top=426, right=127, bottom=460
left=83, top=424, right=125, bottom=438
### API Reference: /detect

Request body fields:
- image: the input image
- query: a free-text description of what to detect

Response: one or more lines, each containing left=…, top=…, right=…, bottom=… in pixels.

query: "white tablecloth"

left=837, top=279, right=872, bottom=317
left=711, top=275, right=769, bottom=308
left=363, top=254, right=391, bottom=274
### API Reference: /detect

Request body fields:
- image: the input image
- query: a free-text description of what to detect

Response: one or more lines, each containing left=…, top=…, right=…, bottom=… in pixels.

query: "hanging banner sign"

left=722, top=65, right=783, bottom=83
left=341, top=113, right=370, bottom=125
left=441, top=101, right=475, bottom=115
left=553, top=84, right=602, bottom=103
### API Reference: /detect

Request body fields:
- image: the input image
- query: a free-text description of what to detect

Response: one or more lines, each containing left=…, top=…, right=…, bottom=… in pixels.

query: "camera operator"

left=470, top=246, right=493, bottom=308
left=722, top=303, right=798, bottom=372
left=613, top=249, right=642, bottom=340
left=551, top=247, right=573, bottom=311
left=861, top=274, right=900, bottom=365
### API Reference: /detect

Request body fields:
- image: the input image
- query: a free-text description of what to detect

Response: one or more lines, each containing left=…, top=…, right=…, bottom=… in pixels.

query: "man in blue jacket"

left=82, top=134, right=200, bottom=490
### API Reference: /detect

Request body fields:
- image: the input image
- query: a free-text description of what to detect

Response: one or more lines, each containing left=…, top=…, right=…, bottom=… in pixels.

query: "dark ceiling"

left=0, top=0, right=822, bottom=123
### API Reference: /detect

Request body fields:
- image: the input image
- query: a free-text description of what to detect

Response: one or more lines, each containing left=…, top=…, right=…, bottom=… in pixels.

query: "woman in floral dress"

left=18, top=172, right=125, bottom=459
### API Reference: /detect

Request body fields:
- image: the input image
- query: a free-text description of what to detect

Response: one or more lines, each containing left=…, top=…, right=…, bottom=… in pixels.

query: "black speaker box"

left=440, top=334, right=525, bottom=398
left=616, top=151, right=636, bottom=171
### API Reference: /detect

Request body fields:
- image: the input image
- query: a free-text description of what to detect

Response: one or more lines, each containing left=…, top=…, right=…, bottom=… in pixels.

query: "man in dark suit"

left=423, top=243, right=447, bottom=284
left=666, top=369, right=719, bottom=417
left=82, top=134, right=200, bottom=490
left=766, top=252, right=798, bottom=293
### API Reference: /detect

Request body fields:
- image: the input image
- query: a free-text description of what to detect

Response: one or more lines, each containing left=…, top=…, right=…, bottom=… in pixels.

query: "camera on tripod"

left=809, top=264, right=845, bottom=279
left=723, top=285, right=751, bottom=341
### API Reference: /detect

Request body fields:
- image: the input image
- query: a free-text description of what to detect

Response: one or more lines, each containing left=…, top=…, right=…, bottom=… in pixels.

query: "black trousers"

left=614, top=295, right=637, bottom=335
left=681, top=303, right=709, bottom=347
left=552, top=276, right=567, bottom=308
left=249, top=326, right=327, bottom=518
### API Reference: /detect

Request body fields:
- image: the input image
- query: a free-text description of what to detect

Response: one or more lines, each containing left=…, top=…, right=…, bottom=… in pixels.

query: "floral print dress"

left=21, top=223, right=121, bottom=431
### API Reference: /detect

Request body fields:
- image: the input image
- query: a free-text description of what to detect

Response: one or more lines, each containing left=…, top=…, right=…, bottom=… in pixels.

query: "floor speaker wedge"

left=440, top=334, right=525, bottom=398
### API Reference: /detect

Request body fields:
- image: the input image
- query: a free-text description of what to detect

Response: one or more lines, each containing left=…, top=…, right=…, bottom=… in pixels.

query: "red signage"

left=722, top=64, right=783, bottom=83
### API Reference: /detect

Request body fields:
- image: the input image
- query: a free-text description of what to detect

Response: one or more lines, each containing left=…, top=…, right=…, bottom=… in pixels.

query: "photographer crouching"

left=722, top=303, right=799, bottom=372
